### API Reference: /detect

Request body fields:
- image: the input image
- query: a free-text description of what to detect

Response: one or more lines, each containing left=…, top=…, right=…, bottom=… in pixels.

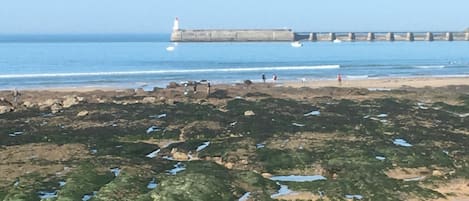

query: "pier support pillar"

left=367, top=32, right=375, bottom=41
left=309, top=32, right=317, bottom=41
left=329, top=32, right=336, bottom=41
left=465, top=32, right=469, bottom=41
left=446, top=32, right=453, bottom=41
left=348, top=32, right=355, bottom=41
left=386, top=32, right=395, bottom=41
left=406, top=32, right=414, bottom=41
left=426, top=32, right=433, bottom=41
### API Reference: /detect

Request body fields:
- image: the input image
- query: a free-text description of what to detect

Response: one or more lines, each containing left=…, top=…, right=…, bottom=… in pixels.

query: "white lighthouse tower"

left=172, top=17, right=179, bottom=31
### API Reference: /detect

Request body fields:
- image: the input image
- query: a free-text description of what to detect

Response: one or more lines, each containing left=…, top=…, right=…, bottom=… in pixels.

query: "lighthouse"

left=172, top=17, right=179, bottom=31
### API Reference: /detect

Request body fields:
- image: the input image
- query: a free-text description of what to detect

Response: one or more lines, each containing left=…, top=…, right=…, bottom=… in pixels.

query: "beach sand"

left=283, top=77, right=469, bottom=89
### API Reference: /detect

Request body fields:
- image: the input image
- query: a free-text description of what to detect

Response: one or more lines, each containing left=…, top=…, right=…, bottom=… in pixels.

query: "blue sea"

left=0, top=34, right=468, bottom=90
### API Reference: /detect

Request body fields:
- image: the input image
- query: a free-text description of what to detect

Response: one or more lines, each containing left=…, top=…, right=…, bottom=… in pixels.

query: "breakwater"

left=170, top=29, right=294, bottom=42
left=171, top=29, right=469, bottom=42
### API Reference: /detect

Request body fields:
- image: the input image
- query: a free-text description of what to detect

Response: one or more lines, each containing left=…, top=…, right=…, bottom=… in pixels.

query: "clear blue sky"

left=0, top=0, right=467, bottom=34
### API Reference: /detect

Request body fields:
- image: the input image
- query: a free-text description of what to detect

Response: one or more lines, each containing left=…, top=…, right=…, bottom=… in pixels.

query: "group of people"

left=184, top=81, right=211, bottom=97
left=261, top=73, right=278, bottom=83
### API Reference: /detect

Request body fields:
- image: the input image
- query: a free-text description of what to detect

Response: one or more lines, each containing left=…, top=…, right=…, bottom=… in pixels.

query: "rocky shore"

left=0, top=82, right=468, bottom=201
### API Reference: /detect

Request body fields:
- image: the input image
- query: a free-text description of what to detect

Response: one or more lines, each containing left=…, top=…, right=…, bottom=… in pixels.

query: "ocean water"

left=0, top=34, right=468, bottom=90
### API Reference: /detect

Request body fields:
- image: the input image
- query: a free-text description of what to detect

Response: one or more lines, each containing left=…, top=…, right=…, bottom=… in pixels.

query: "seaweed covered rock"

left=149, top=162, right=234, bottom=201
left=56, top=163, right=113, bottom=201
left=93, top=172, right=149, bottom=201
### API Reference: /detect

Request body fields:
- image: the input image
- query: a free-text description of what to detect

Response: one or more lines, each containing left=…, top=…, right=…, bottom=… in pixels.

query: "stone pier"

left=367, top=32, right=375, bottom=41
left=406, top=32, right=414, bottom=41
left=309, top=32, right=317, bottom=41
left=386, top=32, right=395, bottom=41
left=446, top=32, right=453, bottom=41
left=426, top=32, right=434, bottom=41
left=348, top=32, right=355, bottom=41
left=171, top=29, right=469, bottom=42
left=329, top=33, right=336, bottom=41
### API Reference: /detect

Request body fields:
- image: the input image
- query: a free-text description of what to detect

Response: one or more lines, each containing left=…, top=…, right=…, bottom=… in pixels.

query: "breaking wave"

left=0, top=65, right=340, bottom=79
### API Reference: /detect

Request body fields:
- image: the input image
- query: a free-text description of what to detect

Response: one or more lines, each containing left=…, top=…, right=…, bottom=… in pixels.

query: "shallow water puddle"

left=377, top=114, right=388, bottom=118
left=162, top=156, right=174, bottom=161
left=90, top=149, right=98, bottom=154
left=238, top=192, right=251, bottom=201
left=375, top=156, right=386, bottom=161
left=271, top=183, right=293, bottom=198
left=168, top=162, right=186, bottom=175
left=403, top=176, right=426, bottom=181
left=304, top=110, right=320, bottom=117
left=256, top=143, right=265, bottom=149
left=8, top=131, right=24, bottom=137
left=292, top=123, right=305, bottom=127
left=196, top=141, right=210, bottom=152
left=149, top=113, right=167, bottom=119
left=417, top=103, right=429, bottom=110
left=38, top=191, right=57, bottom=199
left=345, top=194, right=363, bottom=200
left=82, top=191, right=97, bottom=201
left=230, top=121, right=238, bottom=127
left=146, top=149, right=161, bottom=158
left=146, top=126, right=162, bottom=134
left=147, top=178, right=158, bottom=189
left=270, top=175, right=326, bottom=182
left=393, top=139, right=413, bottom=147
left=110, top=167, right=121, bottom=176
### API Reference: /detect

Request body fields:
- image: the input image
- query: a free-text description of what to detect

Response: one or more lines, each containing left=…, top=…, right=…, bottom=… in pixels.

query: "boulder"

left=432, top=170, right=443, bottom=177
left=224, top=162, right=234, bottom=169
left=172, top=152, right=189, bottom=161
left=77, top=110, right=89, bottom=117
left=23, top=101, right=36, bottom=108
left=50, top=103, right=63, bottom=114
left=167, top=82, right=180, bottom=89
left=62, top=96, right=80, bottom=108
left=261, top=173, right=272, bottom=178
left=142, top=97, right=157, bottom=103
left=244, top=110, right=255, bottom=116
left=0, top=106, right=13, bottom=114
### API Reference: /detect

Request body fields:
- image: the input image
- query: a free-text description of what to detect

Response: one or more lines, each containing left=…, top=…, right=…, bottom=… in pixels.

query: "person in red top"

left=337, top=73, right=342, bottom=85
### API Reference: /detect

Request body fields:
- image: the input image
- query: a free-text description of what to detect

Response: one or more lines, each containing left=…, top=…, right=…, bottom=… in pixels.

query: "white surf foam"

left=413, top=65, right=445, bottom=69
left=0, top=65, right=340, bottom=79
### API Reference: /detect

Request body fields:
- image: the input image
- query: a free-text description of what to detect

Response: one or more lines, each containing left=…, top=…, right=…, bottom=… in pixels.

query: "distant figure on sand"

left=12, top=88, right=20, bottom=105
left=207, top=82, right=211, bottom=97
left=337, top=74, right=342, bottom=85
left=193, top=82, right=198, bottom=93
left=262, top=73, right=266, bottom=83
left=273, top=74, right=278, bottom=82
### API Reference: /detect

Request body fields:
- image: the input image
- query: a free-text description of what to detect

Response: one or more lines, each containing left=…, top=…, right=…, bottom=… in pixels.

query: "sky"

left=0, top=0, right=467, bottom=34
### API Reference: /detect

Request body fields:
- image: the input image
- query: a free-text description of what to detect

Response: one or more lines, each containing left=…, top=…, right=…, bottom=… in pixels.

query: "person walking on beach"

left=193, top=82, right=198, bottom=93
left=12, top=88, right=20, bottom=105
left=262, top=73, right=266, bottom=83
left=206, top=81, right=211, bottom=97
left=337, top=73, right=342, bottom=85
left=272, top=74, right=278, bottom=82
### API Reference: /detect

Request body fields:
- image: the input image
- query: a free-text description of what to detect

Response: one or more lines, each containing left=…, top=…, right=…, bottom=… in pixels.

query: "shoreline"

left=2, top=76, right=468, bottom=93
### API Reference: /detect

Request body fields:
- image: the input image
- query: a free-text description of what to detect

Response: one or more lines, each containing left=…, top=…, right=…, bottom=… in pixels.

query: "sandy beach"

left=284, top=76, right=469, bottom=89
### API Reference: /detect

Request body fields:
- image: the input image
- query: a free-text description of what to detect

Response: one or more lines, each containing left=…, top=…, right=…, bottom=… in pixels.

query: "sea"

left=0, top=34, right=468, bottom=90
